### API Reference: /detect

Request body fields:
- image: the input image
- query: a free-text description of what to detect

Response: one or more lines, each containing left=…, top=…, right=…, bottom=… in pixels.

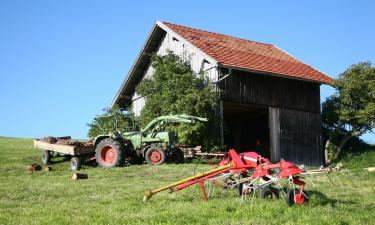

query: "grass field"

left=0, top=137, right=374, bottom=225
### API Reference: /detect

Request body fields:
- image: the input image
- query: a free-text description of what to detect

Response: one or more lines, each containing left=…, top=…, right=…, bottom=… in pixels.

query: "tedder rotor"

left=143, top=149, right=349, bottom=206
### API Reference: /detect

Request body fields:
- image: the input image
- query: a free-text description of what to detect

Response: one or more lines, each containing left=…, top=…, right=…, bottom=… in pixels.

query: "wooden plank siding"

left=220, top=70, right=320, bottom=113
left=220, top=69, right=323, bottom=165
left=278, top=108, right=323, bottom=165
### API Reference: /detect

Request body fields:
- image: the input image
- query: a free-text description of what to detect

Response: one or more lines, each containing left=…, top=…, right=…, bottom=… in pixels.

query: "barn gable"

left=113, top=21, right=219, bottom=112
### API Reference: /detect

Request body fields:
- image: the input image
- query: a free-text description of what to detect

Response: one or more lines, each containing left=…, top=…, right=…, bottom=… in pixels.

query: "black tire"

left=130, top=154, right=144, bottom=164
left=63, top=154, right=72, bottom=161
left=123, top=140, right=135, bottom=157
left=95, top=138, right=123, bottom=168
left=171, top=147, right=184, bottom=163
left=285, top=188, right=308, bottom=206
left=260, top=187, right=279, bottom=200
left=70, top=157, right=81, bottom=171
left=145, top=147, right=166, bottom=165
left=42, top=150, right=51, bottom=165
left=236, top=183, right=244, bottom=196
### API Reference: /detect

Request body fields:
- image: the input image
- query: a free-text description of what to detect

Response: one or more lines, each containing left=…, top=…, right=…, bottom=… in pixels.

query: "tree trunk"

left=324, top=137, right=332, bottom=165
left=336, top=135, right=353, bottom=158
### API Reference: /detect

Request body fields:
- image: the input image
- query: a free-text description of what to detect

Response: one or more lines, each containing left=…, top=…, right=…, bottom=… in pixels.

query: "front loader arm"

left=141, top=114, right=208, bottom=135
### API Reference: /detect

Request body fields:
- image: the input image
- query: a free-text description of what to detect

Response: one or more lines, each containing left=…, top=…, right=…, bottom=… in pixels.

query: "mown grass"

left=0, top=137, right=374, bottom=225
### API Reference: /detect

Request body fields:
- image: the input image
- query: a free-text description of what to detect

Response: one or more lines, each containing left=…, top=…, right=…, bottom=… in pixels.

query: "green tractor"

left=93, top=114, right=207, bottom=167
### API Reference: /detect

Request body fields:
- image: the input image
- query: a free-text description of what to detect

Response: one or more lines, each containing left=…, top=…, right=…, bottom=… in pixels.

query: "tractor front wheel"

left=95, top=138, right=123, bottom=168
left=145, top=147, right=166, bottom=165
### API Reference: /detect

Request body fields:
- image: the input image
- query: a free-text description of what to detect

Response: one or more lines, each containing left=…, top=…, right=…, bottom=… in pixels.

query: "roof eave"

left=157, top=21, right=218, bottom=65
left=218, top=64, right=333, bottom=85
left=111, top=22, right=160, bottom=107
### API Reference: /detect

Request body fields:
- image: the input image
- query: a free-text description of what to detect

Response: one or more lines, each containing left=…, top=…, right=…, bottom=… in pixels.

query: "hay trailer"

left=33, top=137, right=95, bottom=171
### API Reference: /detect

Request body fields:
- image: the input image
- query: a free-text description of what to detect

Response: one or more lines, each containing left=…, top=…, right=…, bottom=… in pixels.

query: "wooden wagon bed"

left=33, top=140, right=95, bottom=156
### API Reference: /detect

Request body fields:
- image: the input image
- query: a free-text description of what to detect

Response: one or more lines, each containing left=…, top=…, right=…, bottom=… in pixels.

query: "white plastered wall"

left=132, top=30, right=218, bottom=116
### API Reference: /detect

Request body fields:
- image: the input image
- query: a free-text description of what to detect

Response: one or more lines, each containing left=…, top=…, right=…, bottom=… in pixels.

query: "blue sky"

left=0, top=0, right=374, bottom=143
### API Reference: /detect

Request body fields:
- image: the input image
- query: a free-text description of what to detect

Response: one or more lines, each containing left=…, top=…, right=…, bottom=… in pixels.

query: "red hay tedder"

left=143, top=149, right=347, bottom=206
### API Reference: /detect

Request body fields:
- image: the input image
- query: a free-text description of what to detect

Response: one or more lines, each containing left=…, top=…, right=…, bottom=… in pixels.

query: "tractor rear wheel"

left=95, top=138, right=123, bottom=168
left=145, top=147, right=166, bottom=165
left=285, top=188, right=308, bottom=206
left=42, top=150, right=52, bottom=165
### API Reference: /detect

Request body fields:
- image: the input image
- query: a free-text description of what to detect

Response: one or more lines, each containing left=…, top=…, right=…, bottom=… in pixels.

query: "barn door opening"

left=223, top=103, right=270, bottom=158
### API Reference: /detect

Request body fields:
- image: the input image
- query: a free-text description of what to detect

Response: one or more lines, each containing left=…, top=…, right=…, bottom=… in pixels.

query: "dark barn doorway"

left=223, top=103, right=270, bottom=158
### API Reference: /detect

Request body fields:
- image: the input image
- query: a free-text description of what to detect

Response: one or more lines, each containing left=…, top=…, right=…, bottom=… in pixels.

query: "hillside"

left=0, top=137, right=374, bottom=225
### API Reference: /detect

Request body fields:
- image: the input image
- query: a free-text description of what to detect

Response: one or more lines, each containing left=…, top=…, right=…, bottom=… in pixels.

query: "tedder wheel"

left=42, top=150, right=52, bottom=165
left=171, top=147, right=184, bottom=163
left=145, top=147, right=166, bottom=165
left=285, top=188, right=309, bottom=206
left=95, top=138, right=123, bottom=168
left=70, top=157, right=81, bottom=171
left=260, top=187, right=279, bottom=200
left=236, top=183, right=244, bottom=196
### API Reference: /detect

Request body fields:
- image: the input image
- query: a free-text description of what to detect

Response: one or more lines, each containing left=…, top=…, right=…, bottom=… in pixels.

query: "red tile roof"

left=163, top=22, right=333, bottom=84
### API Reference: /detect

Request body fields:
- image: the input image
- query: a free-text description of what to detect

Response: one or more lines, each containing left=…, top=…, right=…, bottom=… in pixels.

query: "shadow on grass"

left=334, top=137, right=375, bottom=161
left=307, top=190, right=354, bottom=207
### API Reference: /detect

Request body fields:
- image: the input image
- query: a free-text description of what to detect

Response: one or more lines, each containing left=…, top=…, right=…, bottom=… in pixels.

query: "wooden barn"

left=112, top=21, right=334, bottom=165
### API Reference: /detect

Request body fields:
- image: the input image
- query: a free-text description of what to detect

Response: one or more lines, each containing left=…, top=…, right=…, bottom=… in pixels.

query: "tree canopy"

left=335, top=62, right=375, bottom=135
left=322, top=61, right=375, bottom=160
left=136, top=52, right=219, bottom=146
left=87, top=106, right=138, bottom=138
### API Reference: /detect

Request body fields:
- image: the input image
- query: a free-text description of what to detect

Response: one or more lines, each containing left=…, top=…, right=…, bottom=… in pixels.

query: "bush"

left=87, top=106, right=138, bottom=138
left=136, top=52, right=219, bottom=146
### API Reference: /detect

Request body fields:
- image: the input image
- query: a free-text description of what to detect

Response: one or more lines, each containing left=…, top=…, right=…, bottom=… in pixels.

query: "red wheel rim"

left=149, top=150, right=162, bottom=164
left=294, top=193, right=305, bottom=204
left=100, top=146, right=117, bottom=164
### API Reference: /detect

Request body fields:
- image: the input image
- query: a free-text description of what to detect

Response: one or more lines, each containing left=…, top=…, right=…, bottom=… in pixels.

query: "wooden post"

left=219, top=100, right=224, bottom=146
left=269, top=107, right=281, bottom=163
left=25, top=163, right=41, bottom=172
left=72, top=173, right=88, bottom=180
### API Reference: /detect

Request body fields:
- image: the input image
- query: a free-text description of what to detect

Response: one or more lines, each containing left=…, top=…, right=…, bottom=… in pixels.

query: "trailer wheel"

left=42, top=150, right=51, bottom=165
left=260, top=187, right=279, bottom=200
left=145, top=147, right=166, bottom=165
left=95, top=138, right=123, bottom=168
left=70, top=157, right=81, bottom=171
left=171, top=147, right=184, bottom=163
left=285, top=188, right=308, bottom=206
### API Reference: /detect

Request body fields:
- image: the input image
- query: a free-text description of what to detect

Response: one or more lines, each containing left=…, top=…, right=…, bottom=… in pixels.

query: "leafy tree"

left=87, top=105, right=138, bottom=138
left=136, top=52, right=219, bottom=146
left=323, top=62, right=375, bottom=160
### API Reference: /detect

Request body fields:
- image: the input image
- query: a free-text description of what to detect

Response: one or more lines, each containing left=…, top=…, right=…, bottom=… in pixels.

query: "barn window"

left=199, top=59, right=210, bottom=84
